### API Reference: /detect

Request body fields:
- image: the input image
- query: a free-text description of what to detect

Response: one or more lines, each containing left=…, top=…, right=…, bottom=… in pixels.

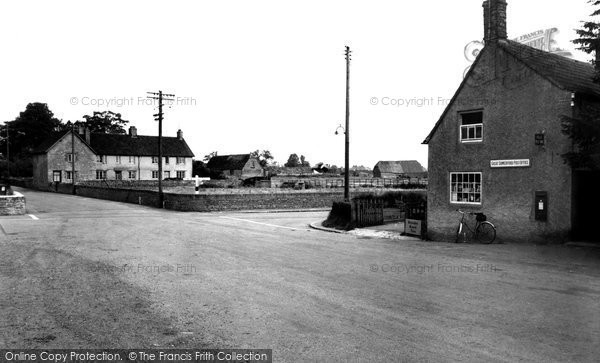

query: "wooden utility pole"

left=71, top=123, right=76, bottom=194
left=147, top=90, right=175, bottom=208
left=344, top=46, right=351, bottom=201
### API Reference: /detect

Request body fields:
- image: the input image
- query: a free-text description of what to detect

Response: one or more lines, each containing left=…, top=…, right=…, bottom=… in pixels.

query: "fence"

left=352, top=198, right=384, bottom=227
left=274, top=177, right=428, bottom=189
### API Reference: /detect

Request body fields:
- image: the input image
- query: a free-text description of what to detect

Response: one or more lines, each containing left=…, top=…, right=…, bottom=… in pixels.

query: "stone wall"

left=0, top=192, right=26, bottom=215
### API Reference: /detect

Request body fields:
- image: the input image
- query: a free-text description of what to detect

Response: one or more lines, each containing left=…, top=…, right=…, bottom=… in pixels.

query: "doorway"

left=572, top=170, right=600, bottom=241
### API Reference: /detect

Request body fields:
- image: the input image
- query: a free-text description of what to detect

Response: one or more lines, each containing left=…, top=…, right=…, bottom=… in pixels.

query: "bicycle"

left=455, top=209, right=497, bottom=244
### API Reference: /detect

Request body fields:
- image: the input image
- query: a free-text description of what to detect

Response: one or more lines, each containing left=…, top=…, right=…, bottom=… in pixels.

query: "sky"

left=0, top=0, right=593, bottom=168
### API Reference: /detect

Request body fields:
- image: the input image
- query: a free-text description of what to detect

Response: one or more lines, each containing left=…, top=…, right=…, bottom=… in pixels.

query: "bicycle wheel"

left=455, top=223, right=463, bottom=243
left=476, top=222, right=496, bottom=244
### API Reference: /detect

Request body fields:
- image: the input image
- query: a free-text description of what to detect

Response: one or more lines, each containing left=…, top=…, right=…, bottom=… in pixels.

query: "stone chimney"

left=129, top=126, right=138, bottom=138
left=483, top=0, right=507, bottom=43
left=177, top=129, right=183, bottom=140
left=77, top=125, right=90, bottom=143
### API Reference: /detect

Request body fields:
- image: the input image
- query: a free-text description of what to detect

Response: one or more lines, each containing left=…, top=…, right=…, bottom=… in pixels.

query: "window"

left=176, top=171, right=185, bottom=179
left=66, top=153, right=76, bottom=162
left=176, top=157, right=185, bottom=164
left=115, top=156, right=121, bottom=164
left=450, top=172, right=482, bottom=204
left=152, top=156, right=159, bottom=164
left=250, top=161, right=256, bottom=169
left=128, top=171, right=137, bottom=179
left=96, top=155, right=105, bottom=163
left=95, top=170, right=106, bottom=180
left=459, top=111, right=483, bottom=142
left=115, top=170, right=122, bottom=180
left=165, top=157, right=170, bottom=165
left=53, top=170, right=62, bottom=182
left=152, top=170, right=159, bottom=179
left=65, top=171, right=77, bottom=181
left=164, top=171, right=170, bottom=179
left=129, top=156, right=135, bottom=164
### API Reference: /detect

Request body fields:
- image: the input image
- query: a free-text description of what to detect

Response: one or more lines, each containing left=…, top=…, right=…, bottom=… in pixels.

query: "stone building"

left=423, top=0, right=600, bottom=242
left=32, top=126, right=194, bottom=187
left=206, top=154, right=264, bottom=180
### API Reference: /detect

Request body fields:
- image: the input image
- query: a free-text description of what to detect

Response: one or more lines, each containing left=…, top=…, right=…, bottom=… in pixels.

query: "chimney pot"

left=177, top=129, right=183, bottom=140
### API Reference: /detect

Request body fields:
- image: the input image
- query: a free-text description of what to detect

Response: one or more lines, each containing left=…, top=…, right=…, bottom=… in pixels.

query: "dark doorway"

left=572, top=171, right=600, bottom=242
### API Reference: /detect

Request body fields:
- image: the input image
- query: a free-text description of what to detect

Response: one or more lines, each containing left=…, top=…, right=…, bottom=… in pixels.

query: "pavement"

left=309, top=220, right=422, bottom=241
left=2, top=187, right=600, bottom=362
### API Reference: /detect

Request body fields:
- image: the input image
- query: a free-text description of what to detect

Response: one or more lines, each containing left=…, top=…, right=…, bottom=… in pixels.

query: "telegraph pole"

left=71, top=123, right=76, bottom=194
left=147, top=90, right=175, bottom=208
left=344, top=46, right=351, bottom=201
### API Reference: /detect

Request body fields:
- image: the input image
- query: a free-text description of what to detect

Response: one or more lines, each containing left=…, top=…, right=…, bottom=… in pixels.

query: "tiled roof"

left=90, top=133, right=194, bottom=157
left=423, top=40, right=600, bottom=144
left=32, top=131, right=194, bottom=157
left=500, top=39, right=600, bottom=97
left=207, top=154, right=252, bottom=170
left=374, top=160, right=426, bottom=174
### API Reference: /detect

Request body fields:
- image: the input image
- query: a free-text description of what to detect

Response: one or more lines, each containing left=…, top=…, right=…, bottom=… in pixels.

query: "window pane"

left=461, top=111, right=483, bottom=125
left=475, top=126, right=482, bottom=139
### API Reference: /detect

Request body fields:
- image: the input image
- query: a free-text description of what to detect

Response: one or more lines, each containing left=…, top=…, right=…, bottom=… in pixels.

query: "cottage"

left=32, top=126, right=194, bottom=187
left=206, top=154, right=264, bottom=179
left=372, top=160, right=427, bottom=179
left=423, top=0, right=600, bottom=242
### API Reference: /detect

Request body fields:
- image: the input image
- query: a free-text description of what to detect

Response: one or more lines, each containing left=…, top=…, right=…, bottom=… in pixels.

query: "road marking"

left=219, top=216, right=303, bottom=231
left=28, top=214, right=39, bottom=220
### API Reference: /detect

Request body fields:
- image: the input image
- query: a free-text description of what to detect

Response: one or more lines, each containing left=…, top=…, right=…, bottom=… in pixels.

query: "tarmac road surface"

left=1, top=188, right=599, bottom=362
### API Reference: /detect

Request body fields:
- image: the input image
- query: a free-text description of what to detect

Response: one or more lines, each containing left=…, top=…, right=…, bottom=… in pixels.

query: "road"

left=1, top=188, right=600, bottom=362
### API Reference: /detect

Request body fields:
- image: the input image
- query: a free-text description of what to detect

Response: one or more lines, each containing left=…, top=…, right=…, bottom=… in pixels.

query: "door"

left=572, top=170, right=600, bottom=242
left=52, top=170, right=62, bottom=183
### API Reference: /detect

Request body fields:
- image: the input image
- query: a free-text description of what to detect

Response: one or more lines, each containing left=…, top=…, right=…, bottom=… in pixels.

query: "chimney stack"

left=483, top=0, right=507, bottom=43
left=177, top=129, right=183, bottom=140
left=84, top=127, right=90, bottom=144
left=129, top=126, right=137, bottom=138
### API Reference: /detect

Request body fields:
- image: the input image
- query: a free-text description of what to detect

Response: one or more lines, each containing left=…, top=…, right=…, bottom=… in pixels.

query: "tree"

left=561, top=2, right=600, bottom=168
left=284, top=153, right=300, bottom=167
left=300, top=155, right=310, bottom=167
left=192, top=160, right=211, bottom=177
left=3, top=103, right=62, bottom=159
left=203, top=151, right=218, bottom=163
left=80, top=111, right=129, bottom=134
left=573, top=0, right=600, bottom=80
left=250, top=149, right=274, bottom=167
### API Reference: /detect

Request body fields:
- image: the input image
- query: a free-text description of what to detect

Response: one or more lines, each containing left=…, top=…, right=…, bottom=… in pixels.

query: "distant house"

left=372, top=160, right=427, bottom=179
left=32, top=126, right=194, bottom=187
left=206, top=154, right=264, bottom=179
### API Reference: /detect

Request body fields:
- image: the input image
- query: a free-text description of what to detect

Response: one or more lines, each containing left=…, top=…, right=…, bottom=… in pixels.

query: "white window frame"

left=128, top=170, right=137, bottom=179
left=129, top=156, right=135, bottom=164
left=164, top=170, right=170, bottom=179
left=95, top=170, right=106, bottom=180
left=115, top=155, right=121, bottom=164
left=176, top=157, right=185, bottom=164
left=450, top=172, right=482, bottom=205
left=176, top=171, right=185, bottom=179
left=67, top=153, right=75, bottom=162
left=165, top=156, right=170, bottom=165
left=152, top=156, right=159, bottom=164
left=459, top=111, right=483, bottom=143
left=152, top=170, right=159, bottom=179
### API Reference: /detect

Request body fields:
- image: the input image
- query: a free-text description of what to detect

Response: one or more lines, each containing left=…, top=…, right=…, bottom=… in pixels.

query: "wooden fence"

left=352, top=198, right=384, bottom=227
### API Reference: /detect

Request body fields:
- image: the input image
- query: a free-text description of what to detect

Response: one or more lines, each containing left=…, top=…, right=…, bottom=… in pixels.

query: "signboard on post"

left=405, top=219, right=422, bottom=237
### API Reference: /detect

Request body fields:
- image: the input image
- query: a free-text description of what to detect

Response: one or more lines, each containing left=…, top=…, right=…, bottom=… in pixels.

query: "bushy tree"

left=561, top=1, right=600, bottom=168
left=81, top=111, right=129, bottom=134
left=284, top=153, right=300, bottom=167
left=250, top=149, right=274, bottom=167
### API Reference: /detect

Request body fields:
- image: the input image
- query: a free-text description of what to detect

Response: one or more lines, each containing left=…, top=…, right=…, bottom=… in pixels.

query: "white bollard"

left=195, top=175, right=199, bottom=194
